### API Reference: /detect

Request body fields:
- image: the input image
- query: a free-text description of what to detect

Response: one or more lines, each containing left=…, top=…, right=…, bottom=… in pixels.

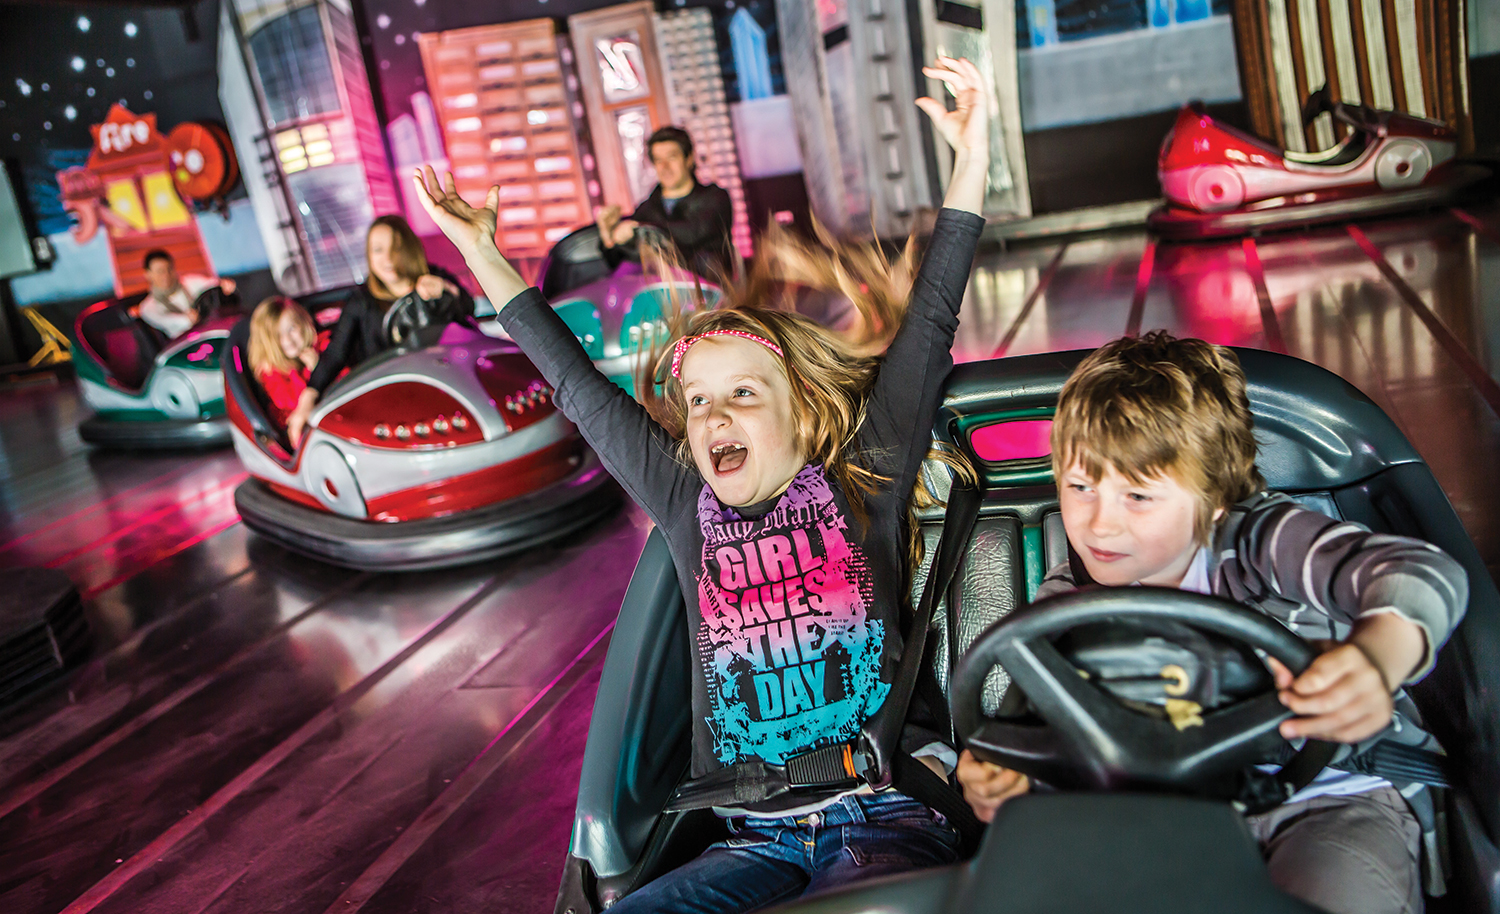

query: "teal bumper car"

left=536, top=225, right=721, bottom=395
left=71, top=296, right=234, bottom=449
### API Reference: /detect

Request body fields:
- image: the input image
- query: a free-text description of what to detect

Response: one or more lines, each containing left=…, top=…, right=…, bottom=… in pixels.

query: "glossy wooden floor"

left=1, top=203, right=1497, bottom=914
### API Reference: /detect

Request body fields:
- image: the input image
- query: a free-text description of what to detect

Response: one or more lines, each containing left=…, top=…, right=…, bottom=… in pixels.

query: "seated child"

left=248, top=296, right=323, bottom=429
left=415, top=58, right=994, bottom=914
left=956, top=331, right=1468, bottom=914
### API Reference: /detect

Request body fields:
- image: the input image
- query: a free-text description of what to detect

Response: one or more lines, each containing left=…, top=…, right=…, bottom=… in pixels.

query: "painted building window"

left=595, top=33, right=650, bottom=103
left=248, top=5, right=341, bottom=125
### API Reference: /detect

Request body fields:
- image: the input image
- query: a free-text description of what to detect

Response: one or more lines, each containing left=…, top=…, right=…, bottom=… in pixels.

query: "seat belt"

left=665, top=480, right=983, bottom=813
left=860, top=480, right=982, bottom=790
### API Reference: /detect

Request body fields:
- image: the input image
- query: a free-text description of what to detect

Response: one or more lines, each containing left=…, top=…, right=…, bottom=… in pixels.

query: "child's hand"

left=1269, top=645, right=1396, bottom=743
left=412, top=166, right=500, bottom=259
left=956, top=748, right=1030, bottom=822
left=610, top=219, right=640, bottom=246
left=596, top=205, right=622, bottom=248
left=1269, top=612, right=1426, bottom=744
left=915, top=57, right=990, bottom=160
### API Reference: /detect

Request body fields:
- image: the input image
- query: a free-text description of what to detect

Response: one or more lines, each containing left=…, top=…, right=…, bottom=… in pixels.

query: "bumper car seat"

left=540, top=225, right=614, bottom=302
left=223, top=317, right=295, bottom=463
left=76, top=295, right=158, bottom=393
left=557, top=349, right=1500, bottom=914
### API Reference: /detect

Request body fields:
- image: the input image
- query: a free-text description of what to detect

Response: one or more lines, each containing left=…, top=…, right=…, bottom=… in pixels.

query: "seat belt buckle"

left=784, top=742, right=863, bottom=789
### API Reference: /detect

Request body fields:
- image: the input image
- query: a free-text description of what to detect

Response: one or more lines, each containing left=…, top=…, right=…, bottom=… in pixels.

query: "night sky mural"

left=0, top=1, right=231, bottom=234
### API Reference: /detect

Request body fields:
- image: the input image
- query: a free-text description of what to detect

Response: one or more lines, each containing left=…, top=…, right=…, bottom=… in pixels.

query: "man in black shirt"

left=597, top=126, right=735, bottom=279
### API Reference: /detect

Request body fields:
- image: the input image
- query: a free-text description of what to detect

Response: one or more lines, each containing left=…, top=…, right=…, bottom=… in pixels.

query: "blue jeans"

left=607, top=791, right=962, bottom=914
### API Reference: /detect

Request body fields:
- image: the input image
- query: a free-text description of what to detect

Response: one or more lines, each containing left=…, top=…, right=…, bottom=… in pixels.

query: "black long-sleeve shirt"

left=603, top=180, right=734, bottom=279
left=499, top=209, right=984, bottom=813
left=308, top=266, right=473, bottom=394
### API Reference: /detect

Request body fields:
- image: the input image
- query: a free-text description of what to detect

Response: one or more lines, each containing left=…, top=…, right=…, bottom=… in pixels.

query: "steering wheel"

left=951, top=588, right=1318, bottom=794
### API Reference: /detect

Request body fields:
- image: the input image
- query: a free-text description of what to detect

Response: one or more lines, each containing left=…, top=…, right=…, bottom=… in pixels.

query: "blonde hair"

left=248, top=295, right=317, bottom=377
left=365, top=215, right=429, bottom=301
left=636, top=219, right=974, bottom=567
left=1051, top=331, right=1264, bottom=543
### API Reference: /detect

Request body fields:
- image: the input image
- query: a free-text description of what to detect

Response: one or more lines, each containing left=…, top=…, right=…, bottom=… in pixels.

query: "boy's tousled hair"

left=1052, top=331, right=1264, bottom=543
left=647, top=125, right=694, bottom=162
left=248, top=295, right=316, bottom=377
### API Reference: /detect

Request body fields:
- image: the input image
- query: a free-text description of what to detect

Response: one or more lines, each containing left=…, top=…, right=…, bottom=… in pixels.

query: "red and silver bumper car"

left=224, top=309, right=619, bottom=571
left=1149, top=94, right=1488, bottom=239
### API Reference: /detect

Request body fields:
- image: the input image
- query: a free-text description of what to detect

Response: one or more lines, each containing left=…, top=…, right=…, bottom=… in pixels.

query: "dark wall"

left=1472, top=54, right=1500, bottom=160
left=1023, top=101, right=1251, bottom=214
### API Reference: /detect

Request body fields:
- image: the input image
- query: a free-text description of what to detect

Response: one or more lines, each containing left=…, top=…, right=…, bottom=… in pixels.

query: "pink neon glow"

left=187, top=343, right=215, bottom=362
left=970, top=420, right=1053, bottom=463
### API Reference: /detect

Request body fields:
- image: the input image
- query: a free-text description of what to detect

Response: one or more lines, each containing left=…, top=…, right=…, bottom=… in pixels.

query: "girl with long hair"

left=247, top=296, right=321, bottom=429
left=285, top=215, right=474, bottom=443
left=415, top=58, right=990, bottom=914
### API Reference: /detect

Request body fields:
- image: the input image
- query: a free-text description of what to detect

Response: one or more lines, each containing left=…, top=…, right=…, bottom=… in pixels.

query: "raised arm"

left=860, top=58, right=989, bottom=485
left=411, top=167, right=699, bottom=523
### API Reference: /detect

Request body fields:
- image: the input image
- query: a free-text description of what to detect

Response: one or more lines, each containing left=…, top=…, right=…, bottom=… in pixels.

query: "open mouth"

left=710, top=441, right=748, bottom=475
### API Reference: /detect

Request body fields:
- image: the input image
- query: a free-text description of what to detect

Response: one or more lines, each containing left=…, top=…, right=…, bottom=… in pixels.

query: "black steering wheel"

left=952, top=588, right=1318, bottom=795
left=383, top=290, right=433, bottom=346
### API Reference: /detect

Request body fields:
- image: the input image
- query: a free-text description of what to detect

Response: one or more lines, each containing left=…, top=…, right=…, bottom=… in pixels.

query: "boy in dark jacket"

left=596, top=125, right=734, bottom=279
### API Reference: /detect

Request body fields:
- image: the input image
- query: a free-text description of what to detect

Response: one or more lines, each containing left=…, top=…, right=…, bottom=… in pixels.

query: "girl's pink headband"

left=669, top=330, right=784, bottom=379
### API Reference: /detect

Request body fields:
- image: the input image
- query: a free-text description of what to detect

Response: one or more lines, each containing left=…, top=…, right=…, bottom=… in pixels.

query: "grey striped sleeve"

left=1226, top=496, right=1468, bottom=681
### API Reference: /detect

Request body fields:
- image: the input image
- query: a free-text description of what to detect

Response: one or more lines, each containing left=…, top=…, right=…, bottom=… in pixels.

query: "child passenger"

left=248, top=296, right=322, bottom=430
left=956, top=332, right=1468, bottom=914
left=416, top=58, right=991, bottom=914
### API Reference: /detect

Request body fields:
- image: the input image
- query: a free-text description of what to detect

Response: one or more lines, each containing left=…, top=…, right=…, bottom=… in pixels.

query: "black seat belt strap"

left=861, top=481, right=982, bottom=791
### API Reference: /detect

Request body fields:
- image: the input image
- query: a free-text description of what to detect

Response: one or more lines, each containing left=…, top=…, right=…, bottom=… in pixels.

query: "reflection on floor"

left=0, top=203, right=1497, bottom=913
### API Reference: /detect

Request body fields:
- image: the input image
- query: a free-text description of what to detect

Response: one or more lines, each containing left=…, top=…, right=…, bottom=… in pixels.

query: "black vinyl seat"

left=557, top=349, right=1500, bottom=914
left=539, top=224, right=613, bottom=301
left=76, top=294, right=159, bottom=392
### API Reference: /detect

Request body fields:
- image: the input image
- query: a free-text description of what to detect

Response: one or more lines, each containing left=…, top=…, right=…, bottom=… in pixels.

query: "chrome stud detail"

left=374, top=424, right=391, bottom=439
left=433, top=417, right=449, bottom=433
left=452, top=413, right=469, bottom=430
left=414, top=422, right=431, bottom=437
left=395, top=425, right=411, bottom=441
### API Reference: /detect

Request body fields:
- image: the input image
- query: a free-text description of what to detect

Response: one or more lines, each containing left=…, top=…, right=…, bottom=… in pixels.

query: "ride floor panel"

left=0, top=204, right=1496, bottom=913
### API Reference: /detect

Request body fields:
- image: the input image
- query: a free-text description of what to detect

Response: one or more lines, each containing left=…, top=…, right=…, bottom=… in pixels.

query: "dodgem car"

left=555, top=349, right=1500, bottom=914
left=224, top=296, right=619, bottom=572
left=1149, top=92, right=1489, bottom=239
left=532, top=225, right=721, bottom=395
left=72, top=294, right=237, bottom=449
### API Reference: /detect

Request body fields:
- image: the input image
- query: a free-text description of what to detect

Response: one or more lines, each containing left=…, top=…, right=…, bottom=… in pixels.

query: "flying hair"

left=633, top=217, right=974, bottom=567
left=248, top=295, right=317, bottom=377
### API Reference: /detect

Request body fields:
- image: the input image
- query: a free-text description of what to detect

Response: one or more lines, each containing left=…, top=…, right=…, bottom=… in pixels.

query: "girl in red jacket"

left=248, top=296, right=323, bottom=429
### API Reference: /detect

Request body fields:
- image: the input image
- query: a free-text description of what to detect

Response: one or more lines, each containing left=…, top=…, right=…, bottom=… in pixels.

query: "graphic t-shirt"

left=695, top=465, right=890, bottom=764
left=499, top=208, right=985, bottom=807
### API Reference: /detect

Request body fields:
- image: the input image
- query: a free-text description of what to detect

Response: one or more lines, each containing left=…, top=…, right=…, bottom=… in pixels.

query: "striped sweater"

left=1036, top=490, right=1469, bottom=892
left=1037, top=492, right=1468, bottom=681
